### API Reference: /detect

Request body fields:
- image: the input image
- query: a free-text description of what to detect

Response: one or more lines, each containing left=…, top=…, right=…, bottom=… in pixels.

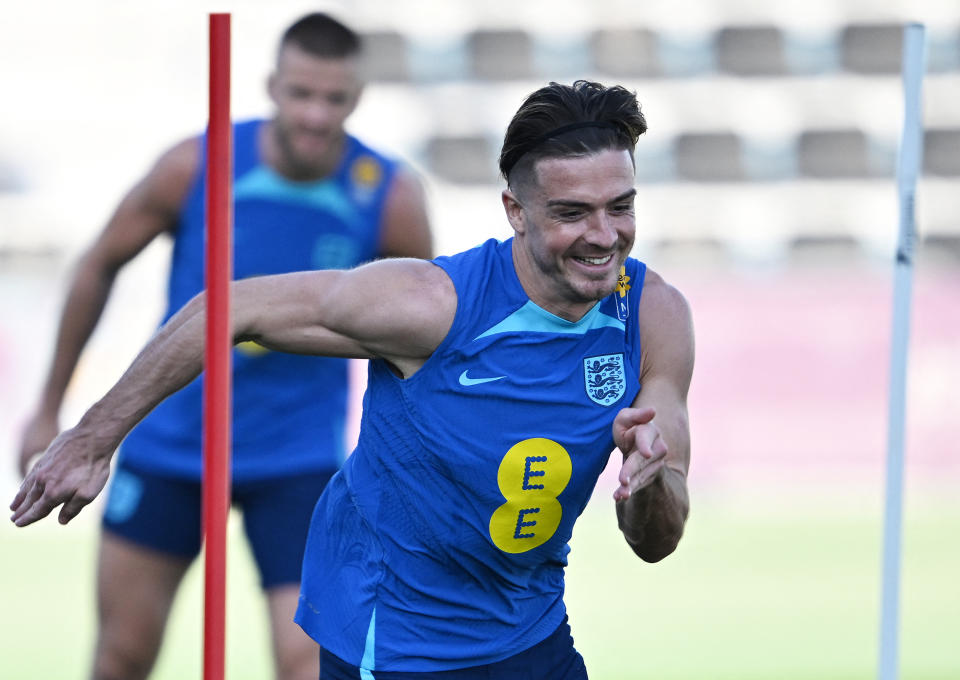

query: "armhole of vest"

left=172, top=134, right=207, bottom=239
left=629, top=259, right=647, bottom=363
left=342, top=136, right=399, bottom=237
left=631, top=260, right=648, bottom=315
left=427, top=257, right=467, bottom=359
left=373, top=159, right=400, bottom=228
left=429, top=240, right=503, bottom=357
left=230, top=119, right=261, bottom=179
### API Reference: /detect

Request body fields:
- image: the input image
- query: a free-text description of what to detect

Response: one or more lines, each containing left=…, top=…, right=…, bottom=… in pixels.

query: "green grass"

left=565, top=489, right=960, bottom=680
left=2, top=489, right=958, bottom=680
left=0, top=510, right=274, bottom=680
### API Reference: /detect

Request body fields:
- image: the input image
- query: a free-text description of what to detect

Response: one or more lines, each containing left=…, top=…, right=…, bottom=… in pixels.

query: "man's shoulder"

left=636, top=267, right=694, bottom=368
left=341, top=133, right=400, bottom=173
left=344, top=132, right=393, bottom=159
left=433, top=239, right=507, bottom=276
left=638, top=268, right=690, bottom=317
left=140, top=137, right=202, bottom=213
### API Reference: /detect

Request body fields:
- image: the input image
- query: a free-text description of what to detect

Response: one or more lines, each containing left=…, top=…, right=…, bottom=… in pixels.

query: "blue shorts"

left=101, top=458, right=336, bottom=589
left=318, top=617, right=588, bottom=679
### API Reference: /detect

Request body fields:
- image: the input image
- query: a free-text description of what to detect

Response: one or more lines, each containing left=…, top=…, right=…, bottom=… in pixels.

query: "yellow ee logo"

left=489, top=438, right=572, bottom=553
left=235, top=340, right=269, bottom=356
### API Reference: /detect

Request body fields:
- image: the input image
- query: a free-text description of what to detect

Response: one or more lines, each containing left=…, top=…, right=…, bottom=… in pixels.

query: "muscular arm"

left=377, top=166, right=433, bottom=259
left=613, top=269, right=695, bottom=562
left=10, top=258, right=456, bottom=527
left=17, top=139, right=198, bottom=475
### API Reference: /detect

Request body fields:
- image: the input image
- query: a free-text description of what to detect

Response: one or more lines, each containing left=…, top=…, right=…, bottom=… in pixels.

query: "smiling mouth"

left=572, top=254, right=613, bottom=266
left=300, top=133, right=329, bottom=145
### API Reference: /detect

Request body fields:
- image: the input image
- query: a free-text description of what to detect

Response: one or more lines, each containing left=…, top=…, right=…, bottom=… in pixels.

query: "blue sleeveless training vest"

left=296, top=237, right=647, bottom=671
left=121, top=119, right=398, bottom=481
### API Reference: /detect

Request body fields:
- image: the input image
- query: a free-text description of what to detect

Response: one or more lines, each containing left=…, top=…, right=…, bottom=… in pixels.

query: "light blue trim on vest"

left=359, top=607, right=376, bottom=679
left=475, top=300, right=625, bottom=340
left=233, top=166, right=360, bottom=226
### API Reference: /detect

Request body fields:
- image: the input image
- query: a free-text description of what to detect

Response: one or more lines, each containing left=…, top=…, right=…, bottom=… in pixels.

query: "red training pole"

left=204, top=13, right=232, bottom=680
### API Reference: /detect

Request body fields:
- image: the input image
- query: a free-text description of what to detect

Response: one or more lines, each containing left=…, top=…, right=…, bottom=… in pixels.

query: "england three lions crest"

left=584, top=353, right=626, bottom=406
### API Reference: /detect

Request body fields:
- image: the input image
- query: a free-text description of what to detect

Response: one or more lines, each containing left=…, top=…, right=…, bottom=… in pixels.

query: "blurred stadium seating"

left=0, top=2, right=957, bottom=263
left=351, top=8, right=960, bottom=263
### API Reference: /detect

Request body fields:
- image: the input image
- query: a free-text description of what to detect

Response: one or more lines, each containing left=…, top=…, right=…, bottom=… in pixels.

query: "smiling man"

left=12, top=80, right=693, bottom=680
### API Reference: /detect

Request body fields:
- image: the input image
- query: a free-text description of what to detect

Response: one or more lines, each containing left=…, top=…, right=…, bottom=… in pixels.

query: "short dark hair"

left=280, top=13, right=361, bottom=60
left=499, top=80, right=647, bottom=188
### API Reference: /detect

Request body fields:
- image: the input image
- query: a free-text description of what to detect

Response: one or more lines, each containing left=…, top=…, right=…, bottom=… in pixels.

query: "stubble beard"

left=273, top=120, right=336, bottom=179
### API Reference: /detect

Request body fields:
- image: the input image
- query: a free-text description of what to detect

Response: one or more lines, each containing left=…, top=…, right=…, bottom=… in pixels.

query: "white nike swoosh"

left=458, top=370, right=506, bottom=386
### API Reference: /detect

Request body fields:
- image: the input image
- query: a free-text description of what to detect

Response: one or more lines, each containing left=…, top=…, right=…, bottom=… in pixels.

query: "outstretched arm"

left=613, top=269, right=694, bottom=562
left=10, top=258, right=455, bottom=527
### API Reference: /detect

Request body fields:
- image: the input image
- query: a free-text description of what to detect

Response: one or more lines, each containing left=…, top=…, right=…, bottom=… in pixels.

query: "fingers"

left=618, top=417, right=665, bottom=469
left=612, top=407, right=656, bottom=450
left=613, top=427, right=669, bottom=501
left=9, top=467, right=93, bottom=528
left=612, top=406, right=656, bottom=433
left=9, top=478, right=32, bottom=513
left=11, top=482, right=89, bottom=527
left=58, top=492, right=91, bottom=525
left=613, top=456, right=667, bottom=501
left=10, top=426, right=108, bottom=528
left=9, top=476, right=55, bottom=527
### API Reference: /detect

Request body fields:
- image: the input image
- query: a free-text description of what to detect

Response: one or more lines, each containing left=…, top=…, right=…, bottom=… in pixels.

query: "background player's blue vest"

left=120, top=120, right=397, bottom=481
left=296, top=238, right=647, bottom=672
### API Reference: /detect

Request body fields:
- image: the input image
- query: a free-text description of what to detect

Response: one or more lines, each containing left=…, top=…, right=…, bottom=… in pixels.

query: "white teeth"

left=574, top=254, right=612, bottom=265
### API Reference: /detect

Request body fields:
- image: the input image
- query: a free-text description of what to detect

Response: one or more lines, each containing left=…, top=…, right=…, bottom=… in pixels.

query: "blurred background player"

left=16, top=12, right=432, bottom=680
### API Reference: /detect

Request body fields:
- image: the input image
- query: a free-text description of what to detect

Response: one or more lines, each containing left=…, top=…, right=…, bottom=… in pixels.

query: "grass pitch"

left=2, top=485, right=957, bottom=680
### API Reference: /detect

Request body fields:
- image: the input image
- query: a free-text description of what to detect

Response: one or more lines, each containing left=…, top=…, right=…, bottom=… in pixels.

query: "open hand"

left=612, top=406, right=668, bottom=501
left=9, top=427, right=111, bottom=527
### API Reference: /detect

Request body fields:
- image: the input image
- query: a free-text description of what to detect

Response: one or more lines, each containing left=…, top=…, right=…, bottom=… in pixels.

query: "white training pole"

left=877, top=22, right=925, bottom=680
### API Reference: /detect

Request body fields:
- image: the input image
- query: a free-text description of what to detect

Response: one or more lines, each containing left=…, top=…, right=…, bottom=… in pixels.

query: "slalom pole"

left=203, top=13, right=233, bottom=680
left=877, top=22, right=925, bottom=680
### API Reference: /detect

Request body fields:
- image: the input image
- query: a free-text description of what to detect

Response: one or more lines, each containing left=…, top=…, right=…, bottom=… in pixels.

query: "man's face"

left=268, top=44, right=361, bottom=174
left=505, top=149, right=637, bottom=320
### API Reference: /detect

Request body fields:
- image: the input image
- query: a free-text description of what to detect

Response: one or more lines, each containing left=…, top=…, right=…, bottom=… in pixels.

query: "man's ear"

left=346, top=83, right=364, bottom=116
left=266, top=72, right=278, bottom=105
left=502, top=189, right=525, bottom=236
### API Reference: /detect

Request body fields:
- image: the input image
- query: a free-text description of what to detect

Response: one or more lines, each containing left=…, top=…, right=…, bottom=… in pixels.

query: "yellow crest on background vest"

left=351, top=155, right=382, bottom=188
